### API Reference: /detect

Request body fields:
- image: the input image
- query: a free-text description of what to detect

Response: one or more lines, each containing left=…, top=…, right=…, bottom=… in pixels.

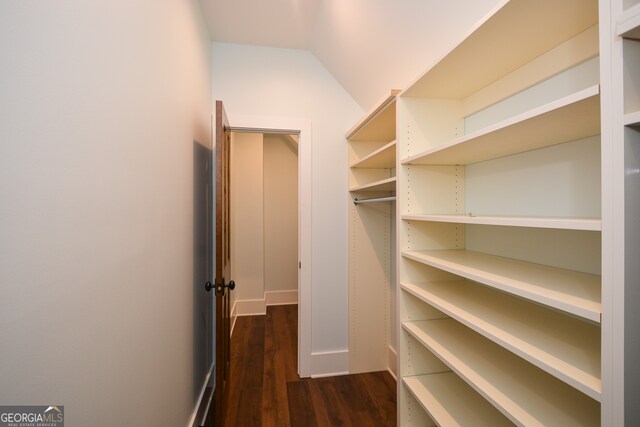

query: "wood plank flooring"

left=219, top=305, right=397, bottom=427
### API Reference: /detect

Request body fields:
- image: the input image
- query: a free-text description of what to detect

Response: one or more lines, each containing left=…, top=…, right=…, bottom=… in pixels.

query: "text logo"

left=0, top=405, right=64, bottom=427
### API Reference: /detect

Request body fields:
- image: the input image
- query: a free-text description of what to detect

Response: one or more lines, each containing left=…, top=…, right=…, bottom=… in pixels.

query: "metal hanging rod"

left=354, top=196, right=396, bottom=205
left=227, top=126, right=300, bottom=135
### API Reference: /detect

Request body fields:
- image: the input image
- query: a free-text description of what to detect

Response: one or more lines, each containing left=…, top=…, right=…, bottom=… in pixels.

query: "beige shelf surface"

left=350, top=140, right=396, bottom=169
left=624, top=110, right=640, bottom=127
left=618, top=2, right=640, bottom=39
left=401, top=280, right=601, bottom=400
left=403, top=373, right=513, bottom=427
left=349, top=177, right=396, bottom=193
left=402, top=213, right=601, bottom=231
left=402, top=85, right=600, bottom=166
left=403, top=319, right=600, bottom=426
left=346, top=90, right=399, bottom=141
left=402, top=250, right=601, bottom=323
left=401, top=0, right=598, bottom=100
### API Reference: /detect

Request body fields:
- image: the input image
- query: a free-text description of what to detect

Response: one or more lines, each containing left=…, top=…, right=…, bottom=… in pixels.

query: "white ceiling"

left=200, top=0, right=321, bottom=49
left=200, top=0, right=503, bottom=110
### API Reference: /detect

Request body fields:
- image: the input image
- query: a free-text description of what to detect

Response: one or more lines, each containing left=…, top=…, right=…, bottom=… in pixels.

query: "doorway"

left=220, top=113, right=312, bottom=378
left=228, top=131, right=299, bottom=322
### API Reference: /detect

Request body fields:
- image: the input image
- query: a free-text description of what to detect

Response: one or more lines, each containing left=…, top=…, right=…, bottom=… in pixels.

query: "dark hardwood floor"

left=217, top=304, right=397, bottom=427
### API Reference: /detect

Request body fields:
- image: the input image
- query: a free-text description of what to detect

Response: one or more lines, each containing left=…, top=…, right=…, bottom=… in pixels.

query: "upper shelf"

left=402, top=214, right=601, bottom=231
left=346, top=90, right=399, bottom=142
left=402, top=249, right=601, bottom=323
left=617, top=2, right=640, bottom=39
left=401, top=0, right=598, bottom=100
left=402, top=85, right=601, bottom=166
left=350, top=140, right=396, bottom=169
left=349, top=177, right=396, bottom=193
left=624, top=110, right=640, bottom=127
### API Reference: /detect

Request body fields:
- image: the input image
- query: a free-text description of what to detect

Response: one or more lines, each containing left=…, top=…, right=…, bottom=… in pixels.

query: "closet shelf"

left=401, top=280, right=601, bottom=400
left=402, top=320, right=600, bottom=426
left=402, top=214, right=601, bottom=231
left=349, top=177, right=396, bottom=192
left=624, top=110, right=640, bottom=127
left=350, top=140, right=396, bottom=169
left=403, top=373, right=512, bottom=427
left=346, top=90, right=399, bottom=141
left=617, top=2, right=640, bottom=39
left=402, top=85, right=600, bottom=166
left=402, top=250, right=601, bottom=323
left=401, top=0, right=598, bottom=100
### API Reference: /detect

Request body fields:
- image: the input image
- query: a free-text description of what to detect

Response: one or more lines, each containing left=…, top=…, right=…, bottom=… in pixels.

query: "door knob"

left=205, top=279, right=236, bottom=295
left=216, top=280, right=236, bottom=295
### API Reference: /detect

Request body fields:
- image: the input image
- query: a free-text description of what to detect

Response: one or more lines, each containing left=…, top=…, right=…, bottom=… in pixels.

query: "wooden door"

left=212, top=100, right=234, bottom=426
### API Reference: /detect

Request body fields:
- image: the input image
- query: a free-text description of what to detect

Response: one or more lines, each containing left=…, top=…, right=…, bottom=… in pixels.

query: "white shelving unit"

left=609, top=0, right=640, bottom=424
left=396, top=0, right=607, bottom=425
left=347, top=90, right=399, bottom=375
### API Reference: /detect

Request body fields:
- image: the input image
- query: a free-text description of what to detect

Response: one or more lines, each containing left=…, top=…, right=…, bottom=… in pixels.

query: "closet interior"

left=344, top=0, right=640, bottom=424
left=347, top=90, right=399, bottom=375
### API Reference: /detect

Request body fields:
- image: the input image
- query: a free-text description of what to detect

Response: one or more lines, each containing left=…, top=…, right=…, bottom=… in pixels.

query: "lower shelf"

left=401, top=280, right=601, bottom=400
left=403, top=373, right=513, bottom=426
left=402, top=319, right=600, bottom=426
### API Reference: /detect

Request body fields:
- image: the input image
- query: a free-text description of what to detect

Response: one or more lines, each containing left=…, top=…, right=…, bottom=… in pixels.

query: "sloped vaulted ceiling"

left=200, top=0, right=502, bottom=110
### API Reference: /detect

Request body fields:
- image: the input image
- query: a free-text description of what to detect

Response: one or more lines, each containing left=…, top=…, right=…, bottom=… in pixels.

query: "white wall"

left=230, top=132, right=265, bottom=301
left=264, top=134, right=299, bottom=293
left=0, top=2, right=212, bottom=426
left=213, top=43, right=363, bottom=358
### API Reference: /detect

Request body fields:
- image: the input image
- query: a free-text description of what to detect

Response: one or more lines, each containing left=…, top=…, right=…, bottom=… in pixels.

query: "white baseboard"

left=265, top=290, right=298, bottom=306
left=235, top=290, right=298, bottom=317
left=187, top=363, right=213, bottom=427
left=309, top=350, right=349, bottom=378
left=230, top=301, right=238, bottom=336
left=235, top=298, right=266, bottom=316
left=387, top=346, right=397, bottom=381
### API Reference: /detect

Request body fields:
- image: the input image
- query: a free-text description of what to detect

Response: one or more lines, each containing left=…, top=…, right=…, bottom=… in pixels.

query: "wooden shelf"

left=402, top=86, right=600, bottom=166
left=402, top=214, right=601, bottom=231
left=346, top=90, right=399, bottom=141
left=403, top=319, right=600, bottom=426
left=349, top=177, right=396, bottom=193
left=401, top=280, right=601, bottom=400
left=617, top=2, right=640, bottom=39
left=624, top=110, right=640, bottom=127
left=401, top=0, right=598, bottom=100
left=403, top=373, right=513, bottom=427
left=402, top=250, right=601, bottom=323
left=350, top=140, right=396, bottom=169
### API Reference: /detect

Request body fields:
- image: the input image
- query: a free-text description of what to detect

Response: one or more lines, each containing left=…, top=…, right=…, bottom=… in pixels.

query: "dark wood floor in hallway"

left=222, top=304, right=397, bottom=427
